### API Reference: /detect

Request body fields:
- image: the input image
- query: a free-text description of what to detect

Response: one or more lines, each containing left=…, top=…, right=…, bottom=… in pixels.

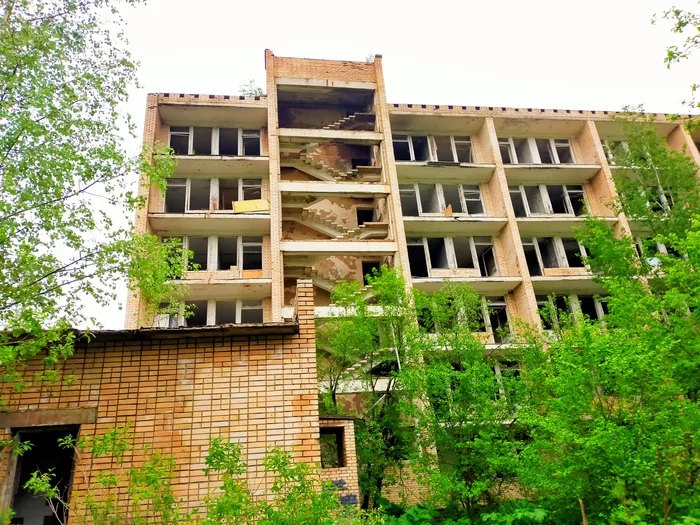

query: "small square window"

left=320, top=427, right=345, bottom=468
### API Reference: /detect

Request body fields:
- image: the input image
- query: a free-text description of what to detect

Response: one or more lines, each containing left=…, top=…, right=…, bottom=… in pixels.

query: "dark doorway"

left=356, top=208, right=374, bottom=226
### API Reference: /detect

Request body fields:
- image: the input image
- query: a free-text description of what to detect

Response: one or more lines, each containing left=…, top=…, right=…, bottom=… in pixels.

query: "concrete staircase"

left=300, top=208, right=351, bottom=238
left=322, top=113, right=376, bottom=131
left=297, top=150, right=360, bottom=181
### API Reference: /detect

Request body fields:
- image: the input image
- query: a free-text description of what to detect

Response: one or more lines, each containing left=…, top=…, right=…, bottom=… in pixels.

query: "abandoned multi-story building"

left=2, top=50, right=700, bottom=522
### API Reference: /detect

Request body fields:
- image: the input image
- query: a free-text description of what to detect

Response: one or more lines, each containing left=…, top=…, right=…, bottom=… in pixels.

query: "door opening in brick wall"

left=320, top=427, right=345, bottom=468
left=10, top=426, right=78, bottom=525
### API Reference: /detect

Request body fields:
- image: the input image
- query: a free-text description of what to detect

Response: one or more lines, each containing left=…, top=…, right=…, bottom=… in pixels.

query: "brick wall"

left=319, top=417, right=360, bottom=507
left=0, top=280, right=346, bottom=517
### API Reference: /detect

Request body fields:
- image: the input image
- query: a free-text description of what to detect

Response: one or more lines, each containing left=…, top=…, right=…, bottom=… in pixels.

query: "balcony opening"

left=393, top=135, right=411, bottom=161
left=218, top=237, right=238, bottom=270
left=487, top=298, right=509, bottom=343
left=242, top=130, right=260, bottom=156
left=399, top=185, right=419, bottom=216
left=536, top=139, right=554, bottom=164
left=536, top=296, right=553, bottom=329
left=11, top=427, right=78, bottom=525
left=454, top=136, right=472, bottom=163
left=525, top=186, right=546, bottom=214
left=463, top=185, right=484, bottom=215
left=547, top=185, right=567, bottom=214
left=189, top=179, right=210, bottom=211
left=498, top=138, right=513, bottom=164
left=434, top=135, right=454, bottom=162
left=453, top=237, right=475, bottom=269
left=538, top=238, right=559, bottom=268
left=169, top=126, right=190, bottom=155
left=523, top=243, right=542, bottom=276
left=578, top=296, right=598, bottom=320
left=407, top=239, right=428, bottom=277
left=242, top=179, right=262, bottom=200
left=412, top=135, right=430, bottom=161
left=320, top=427, right=345, bottom=468
left=187, top=236, right=208, bottom=271
left=165, top=178, right=186, bottom=213
left=509, top=186, right=527, bottom=217
left=442, top=184, right=464, bottom=213
left=219, top=178, right=239, bottom=210
left=240, top=300, right=263, bottom=323
left=562, top=239, right=584, bottom=267
left=216, top=300, right=237, bottom=324
left=242, top=237, right=263, bottom=270
left=418, top=184, right=440, bottom=214
left=185, top=300, right=208, bottom=326
left=475, top=238, right=497, bottom=276
left=356, top=207, right=374, bottom=226
left=567, top=185, right=586, bottom=215
left=513, top=138, right=533, bottom=163
left=192, top=127, right=212, bottom=155
left=362, top=261, right=381, bottom=284
left=555, top=139, right=574, bottom=163
left=219, top=128, right=239, bottom=156
left=427, top=238, right=449, bottom=269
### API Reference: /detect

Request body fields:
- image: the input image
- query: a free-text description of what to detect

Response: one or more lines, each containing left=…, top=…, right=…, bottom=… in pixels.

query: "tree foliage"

left=0, top=0, right=182, bottom=399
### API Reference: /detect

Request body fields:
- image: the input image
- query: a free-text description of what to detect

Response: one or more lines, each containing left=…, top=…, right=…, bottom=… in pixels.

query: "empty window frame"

left=168, top=126, right=262, bottom=156
left=483, top=296, right=510, bottom=343
left=509, top=184, right=586, bottom=217
left=575, top=294, right=608, bottom=321
left=602, top=140, right=628, bottom=165
left=159, top=299, right=264, bottom=327
left=164, top=178, right=213, bottom=213
left=242, top=236, right=263, bottom=270
left=165, top=178, right=187, bottom=213
left=634, top=237, right=676, bottom=268
left=320, top=427, right=345, bottom=468
left=188, top=179, right=211, bottom=211
left=524, top=237, right=588, bottom=273
left=493, top=360, right=521, bottom=400
left=409, top=236, right=498, bottom=277
left=400, top=183, right=485, bottom=217
left=218, top=179, right=264, bottom=210
left=164, top=236, right=263, bottom=273
left=393, top=134, right=473, bottom=162
left=498, top=137, right=575, bottom=164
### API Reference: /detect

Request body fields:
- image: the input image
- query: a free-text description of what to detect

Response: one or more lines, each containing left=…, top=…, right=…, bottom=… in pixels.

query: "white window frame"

left=602, top=140, right=629, bottom=165
left=525, top=236, right=588, bottom=272
left=154, top=299, right=264, bottom=327
left=498, top=137, right=575, bottom=165
left=401, top=182, right=485, bottom=217
left=168, top=126, right=262, bottom=156
left=412, top=236, right=498, bottom=276
left=511, top=184, right=587, bottom=217
left=165, top=235, right=263, bottom=274
left=394, top=134, right=474, bottom=163
left=481, top=296, right=511, bottom=342
left=175, top=178, right=263, bottom=213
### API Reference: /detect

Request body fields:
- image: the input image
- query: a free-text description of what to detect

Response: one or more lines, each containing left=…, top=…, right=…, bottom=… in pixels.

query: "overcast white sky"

left=96, top=0, right=700, bottom=329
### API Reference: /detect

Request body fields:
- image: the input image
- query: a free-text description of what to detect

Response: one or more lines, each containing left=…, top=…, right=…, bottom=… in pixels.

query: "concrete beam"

left=279, top=181, right=390, bottom=196
left=280, top=240, right=398, bottom=255
left=148, top=213, right=270, bottom=235
left=531, top=276, right=604, bottom=294
left=396, top=162, right=495, bottom=184
left=403, top=216, right=507, bottom=236
left=172, top=156, right=269, bottom=177
left=170, top=278, right=272, bottom=300
left=278, top=127, right=383, bottom=145
left=412, top=277, right=522, bottom=295
left=516, top=216, right=617, bottom=237
left=503, top=164, right=601, bottom=184
left=275, top=77, right=377, bottom=91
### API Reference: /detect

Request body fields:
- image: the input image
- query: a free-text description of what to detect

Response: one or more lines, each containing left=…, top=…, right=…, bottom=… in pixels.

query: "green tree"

left=517, top=114, right=700, bottom=524
left=239, top=79, right=264, bottom=96
left=0, top=0, right=183, bottom=397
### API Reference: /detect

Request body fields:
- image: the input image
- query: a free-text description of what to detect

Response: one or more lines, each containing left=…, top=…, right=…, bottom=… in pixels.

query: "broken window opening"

left=578, top=295, right=599, bottom=320
left=240, top=300, right=264, bottom=323
left=242, top=237, right=263, bottom=270
left=187, top=236, right=208, bottom=271
left=356, top=208, right=374, bottom=226
left=242, top=179, right=262, bottom=200
left=547, top=185, right=567, bottom=214
left=433, top=135, right=455, bottom=162
left=562, top=239, right=585, bottom=267
left=537, top=238, right=559, bottom=268
left=392, top=135, right=411, bottom=161
left=554, top=139, right=574, bottom=163
left=185, top=300, right=208, bottom=327
left=427, top=238, right=449, bottom=269
left=536, top=296, right=554, bottom=330
left=188, top=179, right=211, bottom=211
left=320, top=427, right=345, bottom=468
left=510, top=186, right=527, bottom=217
left=513, top=138, right=533, bottom=164
left=453, top=237, right=475, bottom=269
left=454, top=136, right=473, bottom=163
left=242, top=130, right=261, bottom=156
left=463, top=185, right=484, bottom=215
left=498, top=138, right=514, bottom=164
left=165, top=178, right=187, bottom=213
left=411, top=136, right=430, bottom=161
left=474, top=237, right=497, bottom=277
left=442, top=184, right=464, bottom=213
left=418, top=184, right=441, bottom=214
left=219, top=178, right=239, bottom=211
left=155, top=302, right=179, bottom=328
left=523, top=242, right=542, bottom=276
left=362, top=261, right=381, bottom=285
left=219, top=128, right=239, bottom=156
left=169, top=126, right=190, bottom=155
left=215, top=300, right=237, bottom=324
left=536, top=139, right=554, bottom=164
left=162, top=236, right=184, bottom=280
left=407, top=238, right=429, bottom=277
left=11, top=427, right=79, bottom=525
left=399, top=185, right=419, bottom=216
left=217, top=237, right=238, bottom=270
left=487, top=297, right=510, bottom=343
left=524, top=186, right=547, bottom=214
left=566, top=185, right=586, bottom=215
left=192, top=127, right=212, bottom=155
